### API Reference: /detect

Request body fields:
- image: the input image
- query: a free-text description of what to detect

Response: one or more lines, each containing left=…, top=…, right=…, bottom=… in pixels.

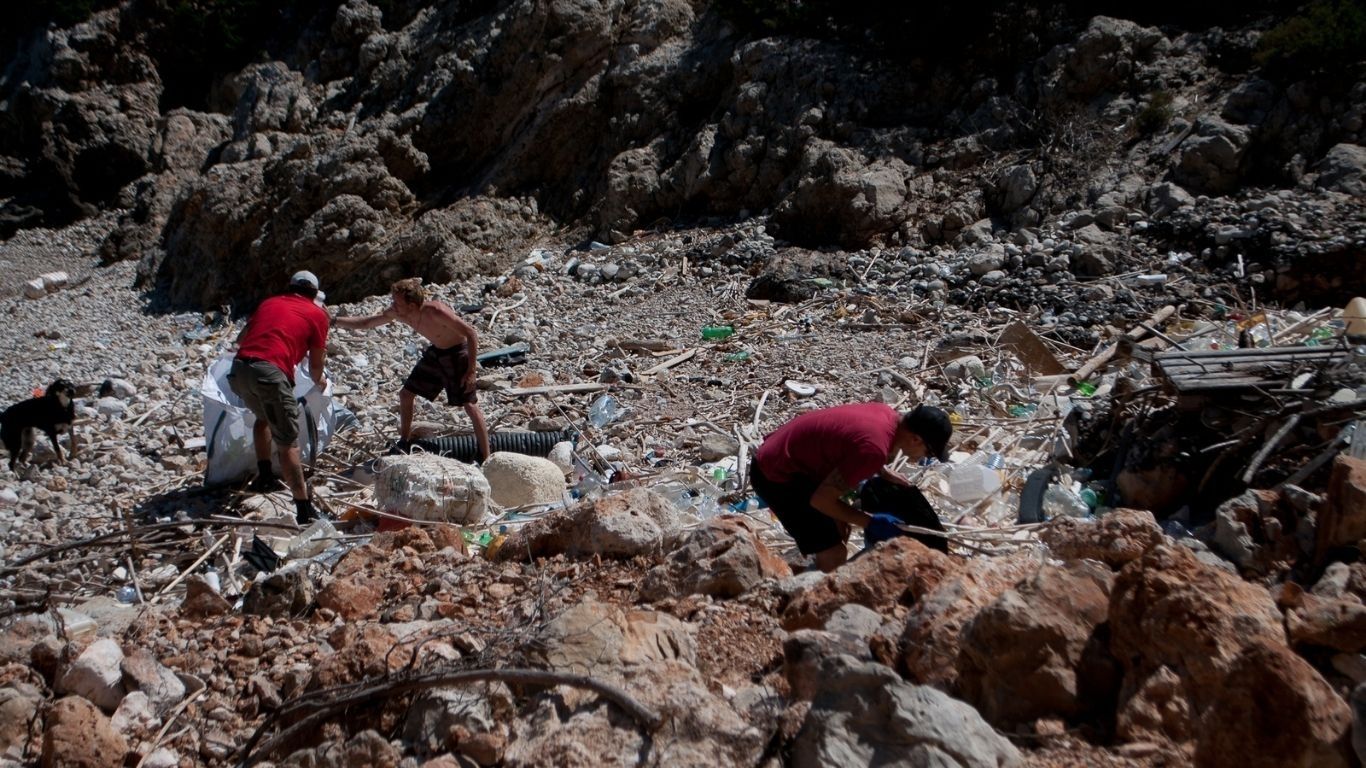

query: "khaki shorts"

left=228, top=358, right=300, bottom=446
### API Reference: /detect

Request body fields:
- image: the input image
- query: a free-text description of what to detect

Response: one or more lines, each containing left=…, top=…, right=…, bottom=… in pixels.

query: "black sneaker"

left=248, top=474, right=285, bottom=493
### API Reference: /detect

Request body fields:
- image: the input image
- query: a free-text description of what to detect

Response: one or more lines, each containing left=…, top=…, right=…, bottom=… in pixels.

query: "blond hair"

left=391, top=278, right=426, bottom=305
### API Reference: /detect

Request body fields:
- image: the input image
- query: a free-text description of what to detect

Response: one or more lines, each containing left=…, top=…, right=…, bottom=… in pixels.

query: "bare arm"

left=809, top=469, right=873, bottom=528
left=308, top=346, right=327, bottom=390
left=453, top=314, right=480, bottom=386
left=333, top=306, right=397, bottom=331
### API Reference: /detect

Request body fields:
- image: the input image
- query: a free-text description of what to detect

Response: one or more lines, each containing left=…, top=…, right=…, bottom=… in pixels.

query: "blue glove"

left=864, top=513, right=906, bottom=547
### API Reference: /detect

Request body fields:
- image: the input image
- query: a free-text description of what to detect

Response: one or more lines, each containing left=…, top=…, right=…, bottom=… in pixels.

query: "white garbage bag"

left=202, top=354, right=337, bottom=486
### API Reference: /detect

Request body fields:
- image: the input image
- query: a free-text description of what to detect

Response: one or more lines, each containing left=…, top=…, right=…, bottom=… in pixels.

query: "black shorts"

left=750, top=459, right=843, bottom=555
left=404, top=345, right=477, bottom=405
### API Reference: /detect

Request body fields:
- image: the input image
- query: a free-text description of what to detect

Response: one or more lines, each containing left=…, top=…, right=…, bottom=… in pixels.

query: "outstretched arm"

left=333, top=306, right=396, bottom=331
left=454, top=315, right=480, bottom=389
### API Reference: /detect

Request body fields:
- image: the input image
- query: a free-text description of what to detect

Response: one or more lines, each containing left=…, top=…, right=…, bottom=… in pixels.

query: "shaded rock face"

left=1109, top=543, right=1289, bottom=748
left=899, top=555, right=1037, bottom=689
left=958, top=560, right=1117, bottom=728
left=1194, top=643, right=1351, bottom=768
left=792, top=654, right=1023, bottom=768
left=0, top=10, right=161, bottom=226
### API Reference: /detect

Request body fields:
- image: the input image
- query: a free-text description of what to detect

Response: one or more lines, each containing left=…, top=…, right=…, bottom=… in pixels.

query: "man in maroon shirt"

left=229, top=271, right=330, bottom=523
left=750, top=403, right=952, bottom=572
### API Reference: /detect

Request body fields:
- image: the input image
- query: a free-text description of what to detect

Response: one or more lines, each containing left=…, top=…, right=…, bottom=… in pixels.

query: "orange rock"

left=41, top=696, right=128, bottom=768
left=782, top=538, right=955, bottom=631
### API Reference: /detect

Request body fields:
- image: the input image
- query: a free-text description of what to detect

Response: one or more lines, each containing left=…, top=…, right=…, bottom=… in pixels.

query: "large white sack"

left=375, top=454, right=490, bottom=524
left=202, top=354, right=337, bottom=486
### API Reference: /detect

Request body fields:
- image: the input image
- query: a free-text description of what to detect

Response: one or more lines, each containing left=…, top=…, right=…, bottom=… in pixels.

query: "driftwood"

left=1069, top=304, right=1176, bottom=383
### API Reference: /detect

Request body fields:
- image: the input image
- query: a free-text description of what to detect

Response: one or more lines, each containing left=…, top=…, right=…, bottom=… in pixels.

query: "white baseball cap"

left=289, top=270, right=319, bottom=290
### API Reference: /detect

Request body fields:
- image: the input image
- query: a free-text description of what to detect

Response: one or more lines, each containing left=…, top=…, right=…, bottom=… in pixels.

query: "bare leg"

left=465, top=403, right=490, bottom=462
left=278, top=443, right=308, bottom=501
left=812, top=542, right=849, bottom=573
left=252, top=419, right=272, bottom=462
left=399, top=388, right=416, bottom=441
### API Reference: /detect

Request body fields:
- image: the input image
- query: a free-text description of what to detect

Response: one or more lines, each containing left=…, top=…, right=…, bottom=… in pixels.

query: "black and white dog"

left=1, top=379, right=78, bottom=471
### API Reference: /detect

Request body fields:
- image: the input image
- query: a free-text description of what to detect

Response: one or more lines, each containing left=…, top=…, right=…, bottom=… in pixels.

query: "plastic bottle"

left=1042, top=485, right=1091, bottom=519
left=588, top=395, right=623, bottom=428
left=287, top=518, right=337, bottom=559
left=948, top=465, right=1003, bottom=503
left=115, top=586, right=138, bottom=604
left=701, top=325, right=735, bottom=340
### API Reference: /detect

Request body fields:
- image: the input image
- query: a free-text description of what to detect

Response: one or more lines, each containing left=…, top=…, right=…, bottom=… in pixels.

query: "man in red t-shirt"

left=750, top=403, right=952, bottom=571
left=228, top=271, right=330, bottom=523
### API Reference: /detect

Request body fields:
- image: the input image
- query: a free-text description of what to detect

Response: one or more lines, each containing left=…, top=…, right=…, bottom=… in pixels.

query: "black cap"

left=903, top=405, right=953, bottom=461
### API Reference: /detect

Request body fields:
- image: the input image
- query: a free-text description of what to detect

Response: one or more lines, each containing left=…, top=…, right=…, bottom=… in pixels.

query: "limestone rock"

left=900, top=555, right=1036, bottom=689
left=317, top=574, right=385, bottom=621
left=119, top=649, right=185, bottom=716
left=793, top=654, right=1023, bottom=768
left=1314, top=143, right=1366, bottom=197
left=56, top=638, right=125, bottom=712
left=496, top=488, right=686, bottom=561
left=783, top=538, right=954, bottom=631
left=525, top=602, right=696, bottom=681
left=1172, top=117, right=1250, bottom=195
left=241, top=562, right=316, bottom=619
left=1110, top=543, right=1286, bottom=746
left=641, top=515, right=791, bottom=600
left=0, top=680, right=43, bottom=757
left=1195, top=643, right=1351, bottom=768
left=958, top=560, right=1117, bottom=727
left=1039, top=508, right=1163, bottom=568
left=403, top=684, right=513, bottom=755
left=1317, top=456, right=1366, bottom=561
left=481, top=452, right=565, bottom=508
left=375, top=453, right=491, bottom=525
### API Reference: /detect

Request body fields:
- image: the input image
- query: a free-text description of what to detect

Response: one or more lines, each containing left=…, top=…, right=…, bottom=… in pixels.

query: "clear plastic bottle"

left=1043, top=484, right=1091, bottom=519
left=588, top=395, right=623, bottom=428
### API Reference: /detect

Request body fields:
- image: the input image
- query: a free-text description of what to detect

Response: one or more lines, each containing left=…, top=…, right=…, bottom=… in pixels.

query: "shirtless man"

left=333, top=278, right=490, bottom=461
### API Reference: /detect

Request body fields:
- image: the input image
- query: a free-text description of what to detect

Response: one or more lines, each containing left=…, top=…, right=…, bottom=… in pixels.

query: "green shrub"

left=1256, top=0, right=1366, bottom=78
left=1135, top=90, right=1174, bottom=134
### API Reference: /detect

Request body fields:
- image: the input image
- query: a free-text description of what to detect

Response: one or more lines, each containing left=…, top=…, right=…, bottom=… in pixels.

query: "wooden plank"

left=642, top=348, right=697, bottom=376
left=501, top=382, right=609, bottom=397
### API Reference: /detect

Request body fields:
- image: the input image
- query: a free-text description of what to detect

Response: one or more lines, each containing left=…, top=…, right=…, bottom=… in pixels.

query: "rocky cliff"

left=1, top=0, right=1362, bottom=311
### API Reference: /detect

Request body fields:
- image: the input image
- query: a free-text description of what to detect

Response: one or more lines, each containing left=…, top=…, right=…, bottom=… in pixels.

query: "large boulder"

left=958, top=560, right=1117, bottom=727
left=792, top=654, right=1023, bottom=768
left=1172, top=117, right=1250, bottom=195
left=481, top=452, right=566, bottom=508
left=1109, top=543, right=1289, bottom=748
left=496, top=488, right=687, bottom=560
left=783, top=538, right=955, bottom=631
left=1039, top=508, right=1163, bottom=569
left=1313, top=143, right=1366, bottom=197
left=41, top=696, right=129, bottom=768
left=1195, top=643, right=1351, bottom=768
left=523, top=602, right=696, bottom=682
left=1035, top=16, right=1166, bottom=103
left=641, top=515, right=792, bottom=600
left=899, top=555, right=1038, bottom=689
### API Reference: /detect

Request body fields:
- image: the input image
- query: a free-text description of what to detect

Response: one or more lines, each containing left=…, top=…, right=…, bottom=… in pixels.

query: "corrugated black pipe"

left=408, top=430, right=573, bottom=462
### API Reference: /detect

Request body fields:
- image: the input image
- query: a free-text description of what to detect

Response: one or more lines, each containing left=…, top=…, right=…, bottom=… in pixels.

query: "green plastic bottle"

left=701, top=325, right=735, bottom=340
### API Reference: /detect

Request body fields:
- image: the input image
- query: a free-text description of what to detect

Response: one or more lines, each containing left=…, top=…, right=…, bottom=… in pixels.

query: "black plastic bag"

left=859, top=476, right=948, bottom=553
